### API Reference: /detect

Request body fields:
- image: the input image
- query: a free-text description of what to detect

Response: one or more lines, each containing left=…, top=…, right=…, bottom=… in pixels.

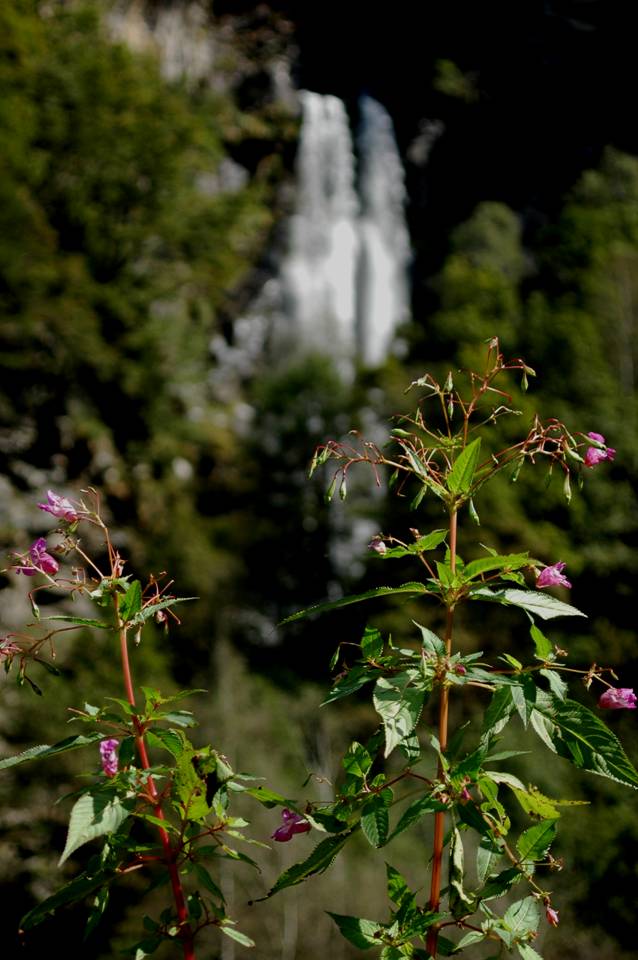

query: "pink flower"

left=536, top=561, right=572, bottom=590
left=545, top=905, right=560, bottom=927
left=598, top=688, right=637, bottom=710
left=368, top=536, right=387, bottom=555
left=583, top=433, right=616, bottom=468
left=271, top=809, right=311, bottom=842
left=37, top=490, right=80, bottom=522
left=99, top=739, right=120, bottom=777
left=15, top=538, right=59, bottom=577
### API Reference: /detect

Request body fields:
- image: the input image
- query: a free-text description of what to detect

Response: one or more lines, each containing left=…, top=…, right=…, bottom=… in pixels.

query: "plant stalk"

left=116, top=601, right=195, bottom=959
left=426, top=508, right=457, bottom=957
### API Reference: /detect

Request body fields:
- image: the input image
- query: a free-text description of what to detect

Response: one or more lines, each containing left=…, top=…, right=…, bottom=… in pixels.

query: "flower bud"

left=368, top=536, right=387, bottom=555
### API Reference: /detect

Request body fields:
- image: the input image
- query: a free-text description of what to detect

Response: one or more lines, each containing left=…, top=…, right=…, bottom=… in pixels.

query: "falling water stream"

left=211, top=90, right=411, bottom=392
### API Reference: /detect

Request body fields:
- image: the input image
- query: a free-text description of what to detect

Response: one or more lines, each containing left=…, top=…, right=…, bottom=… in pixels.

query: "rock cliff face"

left=107, top=0, right=217, bottom=83
left=107, top=0, right=298, bottom=105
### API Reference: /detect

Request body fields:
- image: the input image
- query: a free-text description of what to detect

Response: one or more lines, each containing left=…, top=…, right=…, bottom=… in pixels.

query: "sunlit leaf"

left=59, top=793, right=131, bottom=865
left=471, top=587, right=586, bottom=620
left=447, top=437, right=481, bottom=495
left=280, top=583, right=430, bottom=625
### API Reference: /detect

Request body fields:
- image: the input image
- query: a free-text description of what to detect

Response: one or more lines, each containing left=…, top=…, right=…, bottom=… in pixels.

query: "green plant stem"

left=426, top=508, right=458, bottom=958
left=116, top=599, right=195, bottom=959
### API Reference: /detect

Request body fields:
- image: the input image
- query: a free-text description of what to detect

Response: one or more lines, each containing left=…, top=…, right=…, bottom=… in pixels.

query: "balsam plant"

left=0, top=489, right=293, bottom=959
left=263, top=339, right=636, bottom=959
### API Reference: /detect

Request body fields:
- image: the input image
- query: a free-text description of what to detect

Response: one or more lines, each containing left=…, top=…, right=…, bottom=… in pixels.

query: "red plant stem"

left=426, top=509, right=458, bottom=958
left=116, top=601, right=195, bottom=960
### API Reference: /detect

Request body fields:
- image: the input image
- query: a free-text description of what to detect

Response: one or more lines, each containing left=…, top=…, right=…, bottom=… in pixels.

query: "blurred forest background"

left=0, top=1, right=637, bottom=958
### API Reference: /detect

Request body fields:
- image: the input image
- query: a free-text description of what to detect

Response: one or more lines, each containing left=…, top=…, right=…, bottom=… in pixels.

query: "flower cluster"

left=599, top=688, right=636, bottom=710
left=583, top=432, right=616, bottom=469
left=14, top=538, right=59, bottom=577
left=37, top=490, right=80, bottom=522
left=99, top=739, right=120, bottom=777
left=271, top=809, right=311, bottom=842
left=536, top=561, right=571, bottom=590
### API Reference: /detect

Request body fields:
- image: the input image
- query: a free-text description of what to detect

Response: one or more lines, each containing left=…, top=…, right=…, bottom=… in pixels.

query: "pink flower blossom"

left=545, top=905, right=560, bottom=927
left=271, top=809, right=311, bottom=842
left=368, top=536, right=387, bottom=555
left=598, top=688, right=637, bottom=710
left=583, top=433, right=616, bottom=468
left=37, top=490, right=80, bottom=522
left=15, top=538, right=59, bottom=577
left=536, top=561, right=572, bottom=590
left=99, top=738, right=120, bottom=777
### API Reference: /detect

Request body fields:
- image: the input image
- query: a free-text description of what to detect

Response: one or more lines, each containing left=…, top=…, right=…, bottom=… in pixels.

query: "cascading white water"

left=280, top=92, right=360, bottom=360
left=356, top=95, right=412, bottom=367
left=280, top=90, right=411, bottom=367
left=211, top=90, right=411, bottom=394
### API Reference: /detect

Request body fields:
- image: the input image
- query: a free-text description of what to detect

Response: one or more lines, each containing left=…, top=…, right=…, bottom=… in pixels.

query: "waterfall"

left=280, top=92, right=360, bottom=361
left=281, top=90, right=411, bottom=367
left=356, top=96, right=411, bottom=367
left=211, top=91, right=411, bottom=395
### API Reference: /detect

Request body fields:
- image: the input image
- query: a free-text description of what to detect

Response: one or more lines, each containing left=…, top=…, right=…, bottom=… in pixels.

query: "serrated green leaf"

left=516, top=820, right=556, bottom=861
left=194, top=864, right=224, bottom=901
left=238, top=785, right=290, bottom=808
left=530, top=623, right=553, bottom=660
left=361, top=626, right=384, bottom=660
left=260, top=831, right=355, bottom=899
left=281, top=584, right=430, bottom=625
left=323, top=666, right=375, bottom=705
left=531, top=696, right=638, bottom=788
left=503, top=896, right=540, bottom=939
left=511, top=676, right=537, bottom=728
left=414, top=622, right=446, bottom=656
left=145, top=729, right=184, bottom=758
left=456, top=930, right=486, bottom=949
left=479, top=867, right=522, bottom=902
left=361, top=790, right=392, bottom=847
left=517, top=942, right=544, bottom=960
left=476, top=837, right=504, bottom=885
left=59, top=793, right=131, bottom=865
left=463, top=553, right=529, bottom=580
left=373, top=672, right=426, bottom=757
left=128, top=597, right=196, bottom=629
left=540, top=668, right=568, bottom=700
left=20, top=871, right=110, bottom=931
left=381, top=529, right=448, bottom=559
left=328, top=913, right=384, bottom=949
left=448, top=437, right=482, bottom=496
left=481, top=687, right=516, bottom=743
left=0, top=732, right=103, bottom=770
left=42, top=616, right=113, bottom=630
left=483, top=770, right=526, bottom=792
left=343, top=741, right=373, bottom=781
left=471, top=587, right=586, bottom=620
left=386, top=863, right=411, bottom=907
left=84, top=885, right=109, bottom=940
left=510, top=785, right=561, bottom=820
left=449, top=827, right=473, bottom=913
left=119, top=580, right=142, bottom=623
left=220, top=925, right=255, bottom=948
